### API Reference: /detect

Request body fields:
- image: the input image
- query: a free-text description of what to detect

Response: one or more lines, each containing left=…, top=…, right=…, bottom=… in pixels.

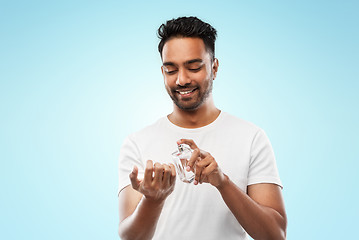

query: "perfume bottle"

left=171, top=144, right=195, bottom=183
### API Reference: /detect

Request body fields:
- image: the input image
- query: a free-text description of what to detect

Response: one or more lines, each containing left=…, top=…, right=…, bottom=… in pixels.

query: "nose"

left=176, top=69, right=191, bottom=86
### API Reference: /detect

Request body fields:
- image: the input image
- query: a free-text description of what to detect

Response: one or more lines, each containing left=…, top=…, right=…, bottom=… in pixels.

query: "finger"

left=177, top=139, right=198, bottom=150
left=199, top=149, right=209, bottom=158
left=144, top=160, right=154, bottom=184
left=200, top=161, right=218, bottom=181
left=169, top=164, right=176, bottom=185
left=196, top=154, right=213, bottom=168
left=129, top=166, right=140, bottom=190
left=153, top=162, right=164, bottom=185
left=194, top=157, right=204, bottom=185
left=200, top=175, right=208, bottom=184
left=196, top=155, right=214, bottom=184
left=162, top=164, right=172, bottom=187
left=187, top=148, right=200, bottom=172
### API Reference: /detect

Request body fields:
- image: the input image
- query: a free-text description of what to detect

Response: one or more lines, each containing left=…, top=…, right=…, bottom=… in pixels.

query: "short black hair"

left=157, top=16, right=217, bottom=60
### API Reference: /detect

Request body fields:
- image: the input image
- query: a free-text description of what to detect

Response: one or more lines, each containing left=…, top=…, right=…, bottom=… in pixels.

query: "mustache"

left=173, top=85, right=198, bottom=91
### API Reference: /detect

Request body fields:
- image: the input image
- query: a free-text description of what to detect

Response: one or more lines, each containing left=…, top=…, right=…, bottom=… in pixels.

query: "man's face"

left=161, top=37, right=218, bottom=111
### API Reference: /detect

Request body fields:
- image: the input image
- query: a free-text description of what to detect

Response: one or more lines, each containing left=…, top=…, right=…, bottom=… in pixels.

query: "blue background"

left=1, top=0, right=358, bottom=239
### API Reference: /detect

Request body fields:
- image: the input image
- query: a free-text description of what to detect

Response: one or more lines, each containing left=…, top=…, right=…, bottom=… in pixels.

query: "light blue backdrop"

left=1, top=0, right=358, bottom=239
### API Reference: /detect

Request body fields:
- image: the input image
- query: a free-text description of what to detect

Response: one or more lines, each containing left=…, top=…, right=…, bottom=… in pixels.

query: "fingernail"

left=194, top=180, right=198, bottom=185
left=186, top=166, right=190, bottom=171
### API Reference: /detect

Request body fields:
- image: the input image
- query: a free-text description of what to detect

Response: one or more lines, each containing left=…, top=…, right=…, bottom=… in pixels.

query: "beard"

left=166, top=75, right=213, bottom=111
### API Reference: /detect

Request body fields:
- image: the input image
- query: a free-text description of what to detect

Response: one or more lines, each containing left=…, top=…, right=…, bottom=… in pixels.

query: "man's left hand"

left=177, top=139, right=226, bottom=188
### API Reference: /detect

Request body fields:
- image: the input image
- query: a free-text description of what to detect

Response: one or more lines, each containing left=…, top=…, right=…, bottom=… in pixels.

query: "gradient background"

left=1, top=0, right=358, bottom=239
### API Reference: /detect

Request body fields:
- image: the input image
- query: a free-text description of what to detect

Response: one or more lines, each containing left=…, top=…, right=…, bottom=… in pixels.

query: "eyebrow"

left=162, top=58, right=203, bottom=67
left=185, top=59, right=203, bottom=65
left=162, top=62, right=176, bottom=67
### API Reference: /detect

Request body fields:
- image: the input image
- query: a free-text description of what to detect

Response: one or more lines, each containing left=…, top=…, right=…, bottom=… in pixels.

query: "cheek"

left=164, top=76, right=175, bottom=89
left=190, top=71, right=210, bottom=83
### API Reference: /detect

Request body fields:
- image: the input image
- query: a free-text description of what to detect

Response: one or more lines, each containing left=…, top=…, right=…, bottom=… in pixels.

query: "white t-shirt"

left=118, top=112, right=282, bottom=240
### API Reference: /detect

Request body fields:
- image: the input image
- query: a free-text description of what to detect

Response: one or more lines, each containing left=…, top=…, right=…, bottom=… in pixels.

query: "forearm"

left=217, top=175, right=286, bottom=240
left=119, top=197, right=164, bottom=240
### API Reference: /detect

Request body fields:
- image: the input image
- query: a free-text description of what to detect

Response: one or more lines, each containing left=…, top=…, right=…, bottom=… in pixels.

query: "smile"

left=176, top=88, right=197, bottom=95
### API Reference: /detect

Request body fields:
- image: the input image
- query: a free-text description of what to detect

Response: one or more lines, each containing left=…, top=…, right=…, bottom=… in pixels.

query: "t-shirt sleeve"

left=118, top=135, right=145, bottom=195
left=247, top=129, right=282, bottom=188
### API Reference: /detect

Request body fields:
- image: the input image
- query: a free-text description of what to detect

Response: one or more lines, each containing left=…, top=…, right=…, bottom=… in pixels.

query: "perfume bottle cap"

left=178, top=144, right=191, bottom=153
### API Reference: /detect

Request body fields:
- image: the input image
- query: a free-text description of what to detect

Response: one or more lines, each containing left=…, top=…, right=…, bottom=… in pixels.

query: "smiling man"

left=118, top=16, right=287, bottom=240
left=162, top=38, right=216, bottom=112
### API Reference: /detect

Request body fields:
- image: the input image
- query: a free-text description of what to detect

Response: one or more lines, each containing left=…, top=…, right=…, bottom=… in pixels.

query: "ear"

left=212, top=58, right=219, bottom=80
left=161, top=65, right=165, bottom=77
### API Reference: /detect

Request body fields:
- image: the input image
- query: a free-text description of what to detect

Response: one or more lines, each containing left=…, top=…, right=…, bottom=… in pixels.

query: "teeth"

left=178, top=89, right=195, bottom=94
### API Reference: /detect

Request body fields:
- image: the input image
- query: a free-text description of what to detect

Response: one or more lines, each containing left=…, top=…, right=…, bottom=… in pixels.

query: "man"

left=118, top=16, right=287, bottom=240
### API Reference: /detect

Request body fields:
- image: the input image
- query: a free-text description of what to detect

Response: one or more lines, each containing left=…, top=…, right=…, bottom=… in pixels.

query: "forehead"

left=161, top=37, right=211, bottom=63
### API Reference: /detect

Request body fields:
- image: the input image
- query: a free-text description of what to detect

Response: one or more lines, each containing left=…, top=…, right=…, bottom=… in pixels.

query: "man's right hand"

left=129, top=160, right=176, bottom=202
left=119, top=161, right=176, bottom=240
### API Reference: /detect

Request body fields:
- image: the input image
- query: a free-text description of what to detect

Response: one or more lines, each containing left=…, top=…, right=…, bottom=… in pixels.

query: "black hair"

left=157, top=16, right=217, bottom=59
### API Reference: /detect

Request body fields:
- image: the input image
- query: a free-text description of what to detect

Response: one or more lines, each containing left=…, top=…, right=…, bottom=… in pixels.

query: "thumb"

left=129, top=166, right=140, bottom=190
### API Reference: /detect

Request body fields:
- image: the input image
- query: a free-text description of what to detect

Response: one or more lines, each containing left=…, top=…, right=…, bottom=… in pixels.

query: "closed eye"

left=189, top=66, right=202, bottom=72
left=165, top=70, right=178, bottom=75
left=163, top=65, right=178, bottom=75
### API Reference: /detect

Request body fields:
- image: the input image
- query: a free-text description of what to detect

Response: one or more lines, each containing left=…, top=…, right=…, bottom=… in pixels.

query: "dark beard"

left=168, top=78, right=213, bottom=111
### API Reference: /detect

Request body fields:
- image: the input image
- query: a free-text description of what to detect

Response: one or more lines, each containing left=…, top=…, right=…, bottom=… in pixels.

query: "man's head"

left=158, top=17, right=219, bottom=111
left=158, top=16, right=217, bottom=61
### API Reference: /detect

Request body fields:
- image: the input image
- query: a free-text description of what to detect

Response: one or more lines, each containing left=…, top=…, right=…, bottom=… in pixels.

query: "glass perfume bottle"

left=171, top=144, right=195, bottom=183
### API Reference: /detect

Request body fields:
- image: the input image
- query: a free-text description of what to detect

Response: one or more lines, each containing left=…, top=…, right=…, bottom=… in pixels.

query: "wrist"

left=215, top=174, right=230, bottom=191
left=142, top=195, right=166, bottom=208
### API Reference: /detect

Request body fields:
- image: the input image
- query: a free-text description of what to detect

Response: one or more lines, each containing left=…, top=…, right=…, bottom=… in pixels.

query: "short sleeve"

left=118, top=135, right=145, bottom=195
left=247, top=129, right=282, bottom=188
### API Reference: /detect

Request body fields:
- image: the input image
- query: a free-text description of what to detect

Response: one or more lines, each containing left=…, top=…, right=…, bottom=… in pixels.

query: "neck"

left=168, top=96, right=221, bottom=128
